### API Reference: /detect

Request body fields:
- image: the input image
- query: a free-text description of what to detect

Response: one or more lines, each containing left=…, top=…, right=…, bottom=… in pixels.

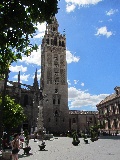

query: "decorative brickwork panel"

left=47, top=67, right=52, bottom=84
left=54, top=68, right=59, bottom=73
left=47, top=53, right=52, bottom=66
left=60, top=55, right=64, bottom=67
left=60, top=69, right=65, bottom=85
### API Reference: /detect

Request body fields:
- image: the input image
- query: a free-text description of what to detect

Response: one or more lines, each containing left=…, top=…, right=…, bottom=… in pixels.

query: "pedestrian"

left=2, top=137, right=12, bottom=151
left=34, top=132, right=37, bottom=142
left=19, top=132, right=24, bottom=142
left=19, top=132, right=25, bottom=148
left=11, top=133, right=20, bottom=160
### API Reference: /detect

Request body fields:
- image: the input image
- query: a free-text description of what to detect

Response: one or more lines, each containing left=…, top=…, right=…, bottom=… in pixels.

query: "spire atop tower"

left=33, top=69, right=39, bottom=90
left=18, top=71, right=20, bottom=84
left=46, top=16, right=59, bottom=34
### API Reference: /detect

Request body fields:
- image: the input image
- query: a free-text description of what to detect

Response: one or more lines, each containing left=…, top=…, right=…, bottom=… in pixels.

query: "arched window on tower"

left=46, top=38, right=49, bottom=44
left=53, top=27, right=56, bottom=31
left=58, top=99, right=60, bottom=104
left=59, top=40, right=61, bottom=46
left=51, top=39, right=53, bottom=45
left=62, top=41, right=65, bottom=47
left=55, top=110, right=59, bottom=117
left=24, top=94, right=28, bottom=107
left=54, top=37, right=57, bottom=46
left=53, top=99, right=55, bottom=104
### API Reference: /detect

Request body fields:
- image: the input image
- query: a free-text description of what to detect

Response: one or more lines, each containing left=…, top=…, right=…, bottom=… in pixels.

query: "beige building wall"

left=69, top=111, right=98, bottom=133
left=97, top=86, right=120, bottom=133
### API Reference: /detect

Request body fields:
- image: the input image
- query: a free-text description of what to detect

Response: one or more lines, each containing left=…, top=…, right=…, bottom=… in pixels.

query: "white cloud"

left=66, top=50, right=80, bottom=63
left=95, top=26, right=113, bottom=38
left=67, top=80, right=71, bottom=85
left=74, top=80, right=79, bottom=84
left=66, top=4, right=76, bottom=12
left=7, top=82, right=13, bottom=86
left=19, top=45, right=41, bottom=66
left=10, top=65, right=27, bottom=72
left=19, top=47, right=79, bottom=65
left=81, top=82, right=84, bottom=86
left=98, top=20, right=103, bottom=23
left=106, top=9, right=118, bottom=16
left=108, top=19, right=112, bottom=22
left=34, top=23, right=46, bottom=38
left=68, top=87, right=109, bottom=109
left=65, top=0, right=102, bottom=12
left=37, top=69, right=41, bottom=73
left=13, top=74, right=30, bottom=82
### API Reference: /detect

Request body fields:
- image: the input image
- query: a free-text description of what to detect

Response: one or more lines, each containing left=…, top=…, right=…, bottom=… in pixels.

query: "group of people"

left=2, top=132, right=25, bottom=160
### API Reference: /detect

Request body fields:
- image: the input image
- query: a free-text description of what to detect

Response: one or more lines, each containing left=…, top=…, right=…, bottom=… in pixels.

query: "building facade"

left=96, top=86, right=120, bottom=133
left=69, top=110, right=98, bottom=133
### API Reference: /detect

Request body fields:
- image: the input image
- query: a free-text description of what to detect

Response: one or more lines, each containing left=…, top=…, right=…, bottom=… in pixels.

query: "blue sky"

left=9, top=0, right=120, bottom=111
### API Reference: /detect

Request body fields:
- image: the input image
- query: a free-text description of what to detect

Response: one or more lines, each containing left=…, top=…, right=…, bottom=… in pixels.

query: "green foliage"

left=90, top=124, right=100, bottom=138
left=0, top=0, right=59, bottom=74
left=0, top=95, right=26, bottom=128
left=72, top=131, right=79, bottom=142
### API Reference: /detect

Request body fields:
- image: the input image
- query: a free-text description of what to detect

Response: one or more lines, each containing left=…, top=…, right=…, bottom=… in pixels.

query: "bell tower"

left=40, top=17, right=69, bottom=133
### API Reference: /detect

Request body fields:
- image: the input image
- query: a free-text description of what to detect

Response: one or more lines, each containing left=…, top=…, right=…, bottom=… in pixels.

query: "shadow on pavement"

left=38, top=149, right=48, bottom=151
left=99, top=135, right=120, bottom=140
left=18, top=153, right=33, bottom=159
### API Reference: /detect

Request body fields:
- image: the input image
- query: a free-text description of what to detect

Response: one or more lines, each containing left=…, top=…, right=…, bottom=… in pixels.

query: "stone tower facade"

left=40, top=17, right=69, bottom=133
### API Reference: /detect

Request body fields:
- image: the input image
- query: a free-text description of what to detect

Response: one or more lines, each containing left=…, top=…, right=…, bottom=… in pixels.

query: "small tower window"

left=54, top=37, right=57, bottom=46
left=62, top=41, right=65, bottom=47
left=53, top=27, right=56, bottom=31
left=55, top=110, right=58, bottom=116
left=46, top=38, right=49, bottom=44
left=53, top=99, right=55, bottom=104
left=51, top=39, right=53, bottom=45
left=48, top=118, right=51, bottom=122
left=55, top=89, right=58, bottom=93
left=58, top=99, right=60, bottom=104
left=59, top=40, right=61, bottom=46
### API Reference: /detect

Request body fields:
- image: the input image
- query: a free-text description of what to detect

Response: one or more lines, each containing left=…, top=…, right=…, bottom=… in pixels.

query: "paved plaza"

left=1, top=136, right=120, bottom=160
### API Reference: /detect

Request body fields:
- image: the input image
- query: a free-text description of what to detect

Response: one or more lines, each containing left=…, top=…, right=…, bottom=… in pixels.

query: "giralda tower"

left=40, top=17, right=69, bottom=133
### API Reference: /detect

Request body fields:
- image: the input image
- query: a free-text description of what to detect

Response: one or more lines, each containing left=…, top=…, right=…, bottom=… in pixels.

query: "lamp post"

left=37, top=88, right=48, bottom=133
left=37, top=88, right=44, bottom=133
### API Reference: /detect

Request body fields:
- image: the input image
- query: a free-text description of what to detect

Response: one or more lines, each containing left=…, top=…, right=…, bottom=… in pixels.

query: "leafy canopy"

left=0, top=0, right=59, bottom=74
left=0, top=95, right=26, bottom=128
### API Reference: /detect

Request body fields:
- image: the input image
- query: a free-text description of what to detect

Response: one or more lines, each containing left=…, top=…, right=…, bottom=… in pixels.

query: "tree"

left=0, top=95, right=26, bottom=131
left=0, top=0, right=59, bottom=74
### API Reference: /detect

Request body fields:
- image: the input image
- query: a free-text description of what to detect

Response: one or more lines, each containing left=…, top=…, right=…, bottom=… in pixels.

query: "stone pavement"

left=1, top=136, right=120, bottom=160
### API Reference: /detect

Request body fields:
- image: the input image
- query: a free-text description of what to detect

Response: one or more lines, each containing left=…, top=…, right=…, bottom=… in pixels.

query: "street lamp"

left=37, top=88, right=47, bottom=133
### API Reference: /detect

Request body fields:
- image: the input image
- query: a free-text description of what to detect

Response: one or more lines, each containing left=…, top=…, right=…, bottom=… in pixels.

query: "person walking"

left=11, top=133, right=20, bottom=160
left=19, top=132, right=25, bottom=148
left=34, top=132, right=37, bottom=142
